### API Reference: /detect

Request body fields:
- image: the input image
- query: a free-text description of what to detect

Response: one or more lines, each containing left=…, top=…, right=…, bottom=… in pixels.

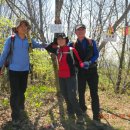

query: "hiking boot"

left=11, top=112, right=20, bottom=122
left=92, top=120, right=104, bottom=127
left=20, top=110, right=28, bottom=118
left=82, top=113, right=91, bottom=123
left=12, top=118, right=21, bottom=126
left=82, top=111, right=89, bottom=117
left=76, top=116, right=85, bottom=125
left=68, top=114, right=76, bottom=120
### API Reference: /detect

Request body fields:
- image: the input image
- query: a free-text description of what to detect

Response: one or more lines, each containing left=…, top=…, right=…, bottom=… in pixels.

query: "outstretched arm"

left=32, top=39, right=48, bottom=49
left=45, top=42, right=58, bottom=54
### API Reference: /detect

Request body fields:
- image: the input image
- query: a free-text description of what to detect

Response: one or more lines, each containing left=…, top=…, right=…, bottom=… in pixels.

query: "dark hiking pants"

left=78, top=67, right=100, bottom=121
left=59, top=76, right=83, bottom=117
left=9, top=70, right=29, bottom=120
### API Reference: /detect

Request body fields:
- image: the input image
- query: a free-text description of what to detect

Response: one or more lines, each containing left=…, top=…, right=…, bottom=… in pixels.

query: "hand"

left=50, top=42, right=58, bottom=48
left=83, top=61, right=91, bottom=69
left=80, top=62, right=84, bottom=68
left=52, top=44, right=58, bottom=48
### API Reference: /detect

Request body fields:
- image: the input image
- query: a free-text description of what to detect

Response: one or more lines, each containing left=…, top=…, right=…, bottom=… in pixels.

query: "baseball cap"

left=75, top=24, right=86, bottom=31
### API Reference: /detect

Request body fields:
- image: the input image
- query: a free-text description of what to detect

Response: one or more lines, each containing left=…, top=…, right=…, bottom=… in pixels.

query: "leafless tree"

left=5, top=0, right=54, bottom=43
left=3, top=0, right=130, bottom=93
left=62, top=0, right=130, bottom=93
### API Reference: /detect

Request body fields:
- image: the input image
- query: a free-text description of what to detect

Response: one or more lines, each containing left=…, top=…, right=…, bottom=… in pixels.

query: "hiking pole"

left=26, top=31, right=34, bottom=83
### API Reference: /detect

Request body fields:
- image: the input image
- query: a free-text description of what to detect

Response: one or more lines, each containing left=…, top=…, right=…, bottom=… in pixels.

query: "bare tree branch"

left=99, top=3, right=130, bottom=52
left=113, top=3, right=130, bottom=31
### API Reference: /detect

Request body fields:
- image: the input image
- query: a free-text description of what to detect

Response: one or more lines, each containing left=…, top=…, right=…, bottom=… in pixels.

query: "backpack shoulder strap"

left=73, top=41, right=78, bottom=48
left=68, top=40, right=77, bottom=48
left=69, top=47, right=75, bottom=64
left=56, top=47, right=60, bottom=55
left=7, top=35, right=15, bottom=57
left=57, top=47, right=75, bottom=64
left=10, top=35, right=15, bottom=53
left=86, top=38, right=93, bottom=46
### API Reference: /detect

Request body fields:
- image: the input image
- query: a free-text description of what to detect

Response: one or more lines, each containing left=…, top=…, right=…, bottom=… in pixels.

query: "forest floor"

left=0, top=85, right=130, bottom=130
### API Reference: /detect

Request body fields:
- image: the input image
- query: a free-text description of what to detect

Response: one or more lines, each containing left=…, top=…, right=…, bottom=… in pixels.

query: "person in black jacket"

left=69, top=24, right=101, bottom=123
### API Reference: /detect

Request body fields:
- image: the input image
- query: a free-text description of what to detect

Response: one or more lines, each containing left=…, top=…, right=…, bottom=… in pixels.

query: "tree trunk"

left=121, top=56, right=130, bottom=93
left=115, top=36, right=126, bottom=93
left=51, top=0, right=64, bottom=93
left=115, top=0, right=128, bottom=93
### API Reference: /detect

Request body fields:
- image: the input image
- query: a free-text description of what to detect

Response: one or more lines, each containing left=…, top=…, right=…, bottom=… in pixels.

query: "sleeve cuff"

left=89, top=60, right=92, bottom=65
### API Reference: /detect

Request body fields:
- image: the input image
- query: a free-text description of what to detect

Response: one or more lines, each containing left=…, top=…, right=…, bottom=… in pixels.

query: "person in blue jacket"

left=0, top=19, right=45, bottom=122
left=69, top=24, right=101, bottom=123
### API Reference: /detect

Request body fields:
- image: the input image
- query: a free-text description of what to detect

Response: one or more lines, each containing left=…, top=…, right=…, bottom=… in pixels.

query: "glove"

left=83, top=61, right=92, bottom=69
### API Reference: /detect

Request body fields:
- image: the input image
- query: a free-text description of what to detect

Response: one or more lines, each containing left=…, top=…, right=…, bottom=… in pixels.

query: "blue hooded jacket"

left=0, top=34, right=44, bottom=71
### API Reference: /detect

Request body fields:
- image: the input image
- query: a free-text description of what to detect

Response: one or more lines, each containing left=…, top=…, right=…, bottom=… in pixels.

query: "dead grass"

left=0, top=86, right=130, bottom=130
left=86, top=90, right=130, bottom=130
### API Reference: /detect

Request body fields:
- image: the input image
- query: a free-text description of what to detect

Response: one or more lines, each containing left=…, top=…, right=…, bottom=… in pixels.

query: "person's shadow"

left=1, top=110, right=35, bottom=130
left=38, top=94, right=116, bottom=130
left=59, top=113, right=116, bottom=130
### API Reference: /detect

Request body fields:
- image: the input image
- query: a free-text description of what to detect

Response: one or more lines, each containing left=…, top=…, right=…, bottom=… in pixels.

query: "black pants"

left=78, top=67, right=100, bottom=121
left=9, top=70, right=29, bottom=120
left=59, top=76, right=83, bottom=117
